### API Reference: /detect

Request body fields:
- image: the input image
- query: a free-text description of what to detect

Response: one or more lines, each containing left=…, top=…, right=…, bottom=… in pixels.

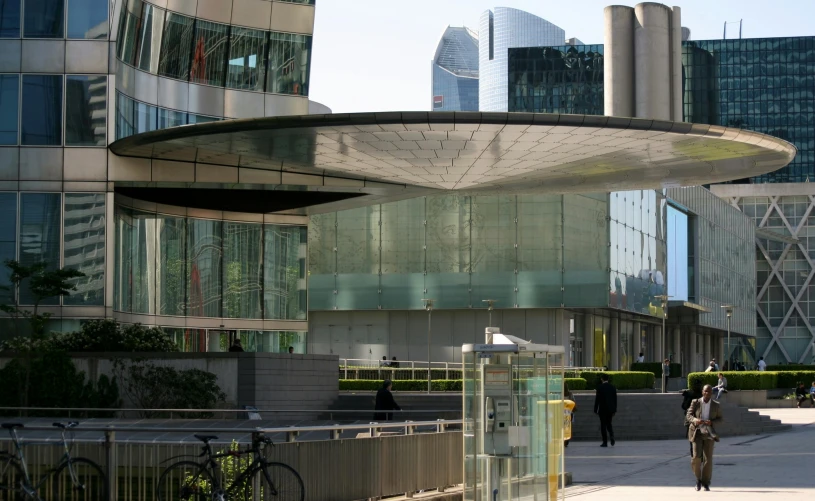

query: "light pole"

left=482, top=299, right=497, bottom=327
left=654, top=295, right=672, bottom=393
left=721, top=305, right=733, bottom=369
left=422, top=298, right=434, bottom=393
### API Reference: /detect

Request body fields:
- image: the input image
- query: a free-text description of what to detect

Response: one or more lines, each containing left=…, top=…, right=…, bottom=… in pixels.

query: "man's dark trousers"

left=599, top=411, right=614, bottom=444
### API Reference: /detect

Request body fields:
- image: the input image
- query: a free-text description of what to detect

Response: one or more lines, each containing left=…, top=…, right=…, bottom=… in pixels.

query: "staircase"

left=570, top=393, right=790, bottom=441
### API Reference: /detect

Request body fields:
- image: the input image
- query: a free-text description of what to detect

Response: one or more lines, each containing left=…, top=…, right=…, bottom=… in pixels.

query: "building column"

left=703, top=331, right=711, bottom=369
left=688, top=327, right=697, bottom=373
left=718, top=335, right=726, bottom=369
left=673, top=327, right=681, bottom=365
left=654, top=326, right=663, bottom=366
left=583, top=314, right=594, bottom=368
left=611, top=317, right=620, bottom=370
left=632, top=321, right=641, bottom=363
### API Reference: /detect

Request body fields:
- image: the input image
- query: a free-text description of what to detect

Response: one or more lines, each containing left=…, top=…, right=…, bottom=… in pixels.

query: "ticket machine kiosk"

left=463, top=328, right=565, bottom=501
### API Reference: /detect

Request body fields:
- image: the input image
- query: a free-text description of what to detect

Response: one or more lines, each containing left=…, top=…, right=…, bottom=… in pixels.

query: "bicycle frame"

left=211, top=446, right=273, bottom=497
left=3, top=426, right=77, bottom=498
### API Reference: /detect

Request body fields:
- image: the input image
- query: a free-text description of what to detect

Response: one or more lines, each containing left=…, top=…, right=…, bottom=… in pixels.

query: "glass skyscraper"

left=479, top=7, right=566, bottom=111
left=431, top=26, right=479, bottom=111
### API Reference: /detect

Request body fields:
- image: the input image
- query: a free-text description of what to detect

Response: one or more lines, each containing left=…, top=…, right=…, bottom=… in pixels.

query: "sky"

left=309, top=0, right=815, bottom=113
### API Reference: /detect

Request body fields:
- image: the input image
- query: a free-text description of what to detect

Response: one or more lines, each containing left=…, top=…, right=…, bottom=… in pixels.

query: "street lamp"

left=721, top=305, right=734, bottom=370
left=654, top=295, right=673, bottom=393
left=482, top=299, right=497, bottom=327
left=422, top=298, right=434, bottom=394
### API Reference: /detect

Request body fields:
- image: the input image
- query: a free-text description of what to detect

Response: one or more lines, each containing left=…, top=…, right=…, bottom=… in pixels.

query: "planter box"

left=721, top=389, right=798, bottom=408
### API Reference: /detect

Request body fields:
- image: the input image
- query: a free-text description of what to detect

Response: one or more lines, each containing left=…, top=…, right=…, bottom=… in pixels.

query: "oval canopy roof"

left=110, top=112, right=796, bottom=194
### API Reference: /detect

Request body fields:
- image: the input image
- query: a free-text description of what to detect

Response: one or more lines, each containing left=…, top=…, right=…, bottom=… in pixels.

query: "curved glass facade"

left=309, top=193, right=667, bottom=316
left=479, top=7, right=565, bottom=112
left=116, top=0, right=312, bottom=96
left=114, top=203, right=307, bottom=320
left=431, top=26, right=479, bottom=111
left=115, top=92, right=220, bottom=140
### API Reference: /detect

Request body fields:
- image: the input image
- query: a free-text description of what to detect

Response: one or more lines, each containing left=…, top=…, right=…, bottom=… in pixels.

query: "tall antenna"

left=723, top=19, right=743, bottom=40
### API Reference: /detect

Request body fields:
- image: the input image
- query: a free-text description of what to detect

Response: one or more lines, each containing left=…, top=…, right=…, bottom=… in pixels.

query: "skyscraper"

left=431, top=26, right=479, bottom=111
left=479, top=7, right=566, bottom=111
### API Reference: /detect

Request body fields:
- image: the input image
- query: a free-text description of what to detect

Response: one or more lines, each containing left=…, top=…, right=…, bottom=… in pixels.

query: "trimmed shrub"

left=630, top=362, right=682, bottom=378
left=566, top=371, right=655, bottom=390
left=776, top=371, right=815, bottom=389
left=565, top=378, right=587, bottom=391
left=688, top=371, right=778, bottom=390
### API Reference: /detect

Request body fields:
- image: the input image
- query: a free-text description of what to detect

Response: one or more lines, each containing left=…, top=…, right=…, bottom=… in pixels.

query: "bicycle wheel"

left=52, top=457, right=108, bottom=501
left=156, top=461, right=221, bottom=501
left=0, top=457, right=25, bottom=501
left=244, top=463, right=304, bottom=501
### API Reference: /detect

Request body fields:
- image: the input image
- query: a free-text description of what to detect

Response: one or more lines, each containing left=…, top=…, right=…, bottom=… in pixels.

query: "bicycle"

left=156, top=432, right=304, bottom=501
left=0, top=422, right=108, bottom=501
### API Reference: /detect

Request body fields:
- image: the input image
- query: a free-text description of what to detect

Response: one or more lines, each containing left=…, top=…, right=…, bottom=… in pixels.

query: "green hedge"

left=630, top=362, right=682, bottom=378
left=767, top=365, right=815, bottom=372
left=341, top=377, right=589, bottom=392
left=564, top=378, right=587, bottom=391
left=564, top=371, right=655, bottom=390
left=776, top=371, right=815, bottom=388
left=689, top=371, right=815, bottom=390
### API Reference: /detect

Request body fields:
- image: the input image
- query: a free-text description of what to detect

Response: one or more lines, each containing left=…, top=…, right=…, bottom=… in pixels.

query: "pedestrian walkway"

left=564, top=409, right=815, bottom=500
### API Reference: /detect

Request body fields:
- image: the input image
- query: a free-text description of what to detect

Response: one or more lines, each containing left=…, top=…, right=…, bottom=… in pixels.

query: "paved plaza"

left=564, top=408, right=815, bottom=500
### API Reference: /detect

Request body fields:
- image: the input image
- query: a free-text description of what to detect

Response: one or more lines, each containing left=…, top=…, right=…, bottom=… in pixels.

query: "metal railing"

left=339, top=358, right=463, bottom=381
left=0, top=406, right=462, bottom=421
left=0, top=419, right=464, bottom=501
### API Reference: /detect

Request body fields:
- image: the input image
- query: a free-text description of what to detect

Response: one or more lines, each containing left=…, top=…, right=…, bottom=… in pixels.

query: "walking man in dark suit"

left=686, top=384, right=723, bottom=491
left=594, top=374, right=617, bottom=447
left=374, top=379, right=401, bottom=421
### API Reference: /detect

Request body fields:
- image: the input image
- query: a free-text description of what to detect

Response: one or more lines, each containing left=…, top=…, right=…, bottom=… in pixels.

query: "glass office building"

left=0, top=0, right=317, bottom=353
left=508, top=45, right=604, bottom=114
left=479, top=7, right=566, bottom=111
left=431, top=26, right=479, bottom=111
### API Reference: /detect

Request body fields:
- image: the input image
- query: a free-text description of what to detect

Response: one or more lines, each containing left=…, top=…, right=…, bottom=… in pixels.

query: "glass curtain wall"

left=0, top=0, right=21, bottom=37
left=63, top=193, right=105, bottom=305
left=114, top=204, right=306, bottom=320
left=65, top=75, right=106, bottom=146
left=115, top=0, right=312, bottom=95
left=0, top=193, right=16, bottom=304
left=19, top=193, right=61, bottom=305
left=310, top=193, right=645, bottom=312
left=0, top=74, right=18, bottom=145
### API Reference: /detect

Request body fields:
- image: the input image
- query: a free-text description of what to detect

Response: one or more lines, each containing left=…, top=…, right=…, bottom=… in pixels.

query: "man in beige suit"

left=686, top=384, right=723, bottom=491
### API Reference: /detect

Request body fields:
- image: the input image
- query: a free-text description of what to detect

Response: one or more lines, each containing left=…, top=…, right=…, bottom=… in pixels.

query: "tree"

left=0, top=260, right=85, bottom=410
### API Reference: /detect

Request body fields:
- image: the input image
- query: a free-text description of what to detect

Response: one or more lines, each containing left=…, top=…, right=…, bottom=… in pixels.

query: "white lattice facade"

left=712, top=184, right=815, bottom=365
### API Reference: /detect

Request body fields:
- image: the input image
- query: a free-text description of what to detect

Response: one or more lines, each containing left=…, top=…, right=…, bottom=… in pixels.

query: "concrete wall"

left=0, top=353, right=339, bottom=418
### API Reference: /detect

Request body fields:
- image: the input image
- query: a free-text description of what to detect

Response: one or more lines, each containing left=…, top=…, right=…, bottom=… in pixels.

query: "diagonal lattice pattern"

left=725, top=194, right=815, bottom=364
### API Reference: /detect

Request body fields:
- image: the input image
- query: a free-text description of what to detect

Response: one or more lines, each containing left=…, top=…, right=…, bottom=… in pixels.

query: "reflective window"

left=63, top=193, right=105, bottom=305
left=67, top=0, right=108, bottom=39
left=187, top=218, right=222, bottom=318
left=0, top=75, right=18, bottom=145
left=0, top=193, right=16, bottom=304
left=65, top=75, right=106, bottom=146
left=267, top=32, right=311, bottom=96
left=134, top=2, right=164, bottom=73
left=21, top=75, right=62, bottom=146
left=129, top=209, right=156, bottom=314
left=278, top=0, right=315, bottom=4
left=264, top=225, right=307, bottom=320
left=158, top=12, right=194, bottom=81
left=223, top=222, right=262, bottom=319
left=158, top=107, right=186, bottom=129
left=116, top=0, right=142, bottom=64
left=227, top=27, right=267, bottom=91
left=135, top=100, right=157, bottom=133
left=0, top=0, right=20, bottom=38
left=23, top=0, right=64, bottom=38
left=157, top=215, right=186, bottom=316
left=19, top=193, right=61, bottom=305
left=190, top=20, right=229, bottom=87
left=116, top=91, right=134, bottom=140
left=188, top=113, right=218, bottom=124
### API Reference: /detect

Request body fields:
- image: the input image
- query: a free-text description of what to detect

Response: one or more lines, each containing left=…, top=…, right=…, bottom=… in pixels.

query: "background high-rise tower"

left=478, top=7, right=566, bottom=111
left=431, top=26, right=479, bottom=111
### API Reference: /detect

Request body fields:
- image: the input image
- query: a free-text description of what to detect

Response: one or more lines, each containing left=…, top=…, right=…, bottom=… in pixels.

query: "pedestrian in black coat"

left=374, top=380, right=401, bottom=421
left=594, top=374, right=617, bottom=447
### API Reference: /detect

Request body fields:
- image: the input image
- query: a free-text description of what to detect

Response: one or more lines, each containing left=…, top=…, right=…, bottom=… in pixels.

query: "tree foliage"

left=0, top=320, right=179, bottom=353
left=112, top=359, right=227, bottom=418
left=0, top=350, right=121, bottom=417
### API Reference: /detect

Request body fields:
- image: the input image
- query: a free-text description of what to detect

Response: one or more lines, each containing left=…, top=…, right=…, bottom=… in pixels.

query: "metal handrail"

left=0, top=406, right=458, bottom=414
